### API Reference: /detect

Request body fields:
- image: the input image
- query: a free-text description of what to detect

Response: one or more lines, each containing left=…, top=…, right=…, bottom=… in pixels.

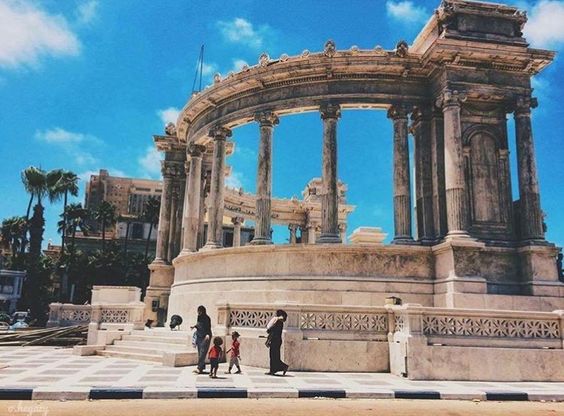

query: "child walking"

left=225, top=331, right=242, bottom=374
left=208, top=336, right=223, bottom=378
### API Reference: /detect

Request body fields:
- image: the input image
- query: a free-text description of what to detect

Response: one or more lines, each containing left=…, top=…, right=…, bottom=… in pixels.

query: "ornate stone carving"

left=395, top=40, right=409, bottom=58
left=231, top=216, right=244, bottom=225
left=61, top=308, right=91, bottom=322
left=161, top=160, right=185, bottom=178
left=514, top=95, right=538, bottom=116
left=350, top=45, right=359, bottom=54
left=301, top=49, right=310, bottom=57
left=300, top=312, right=388, bottom=332
left=213, top=73, right=221, bottom=84
left=254, top=110, right=279, bottom=127
left=208, top=125, right=232, bottom=140
left=164, top=122, right=177, bottom=136
left=100, top=308, right=129, bottom=323
left=279, top=53, right=289, bottom=62
left=319, top=102, right=341, bottom=119
left=422, top=315, right=560, bottom=339
left=187, top=143, right=206, bottom=158
left=323, top=39, right=336, bottom=57
left=229, top=309, right=272, bottom=327
left=394, top=314, right=405, bottom=332
left=258, top=52, right=270, bottom=67
left=387, top=104, right=409, bottom=120
left=436, top=89, right=467, bottom=108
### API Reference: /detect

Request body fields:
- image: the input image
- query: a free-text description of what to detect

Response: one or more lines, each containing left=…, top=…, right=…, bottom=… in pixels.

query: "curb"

left=0, top=388, right=561, bottom=401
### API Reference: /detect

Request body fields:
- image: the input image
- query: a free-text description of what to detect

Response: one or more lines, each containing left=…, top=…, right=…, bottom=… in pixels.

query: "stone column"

left=203, top=126, right=231, bottom=250
left=339, top=223, right=347, bottom=243
left=412, top=106, right=435, bottom=243
left=153, top=161, right=174, bottom=263
left=514, top=96, right=544, bottom=241
left=288, top=224, right=298, bottom=244
left=167, top=169, right=185, bottom=261
left=430, top=108, right=448, bottom=239
left=232, top=217, right=243, bottom=247
left=181, top=144, right=206, bottom=253
left=308, top=225, right=316, bottom=244
left=197, top=170, right=209, bottom=250
left=388, top=104, right=413, bottom=243
left=251, top=111, right=279, bottom=245
left=437, top=89, right=470, bottom=239
left=317, top=103, right=342, bottom=244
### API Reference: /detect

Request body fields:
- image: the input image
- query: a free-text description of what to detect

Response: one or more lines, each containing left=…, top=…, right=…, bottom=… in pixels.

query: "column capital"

left=187, top=143, right=206, bottom=158
left=411, top=105, right=433, bottom=123
left=254, top=111, right=279, bottom=127
left=231, top=216, right=244, bottom=226
left=436, top=89, right=467, bottom=109
left=320, top=103, right=341, bottom=120
left=161, top=160, right=185, bottom=179
left=288, top=223, right=298, bottom=232
left=514, top=95, right=538, bottom=117
left=387, top=104, right=409, bottom=120
left=208, top=125, right=232, bottom=141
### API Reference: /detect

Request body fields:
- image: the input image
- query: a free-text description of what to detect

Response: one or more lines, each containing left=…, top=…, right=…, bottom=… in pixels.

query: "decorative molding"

left=300, top=312, right=388, bottom=332
left=254, top=111, right=279, bottom=127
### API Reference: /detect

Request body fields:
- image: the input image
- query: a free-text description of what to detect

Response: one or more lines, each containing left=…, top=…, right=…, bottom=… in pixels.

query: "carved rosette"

left=208, top=125, right=232, bottom=141
left=254, top=111, right=279, bottom=127
left=387, top=104, right=409, bottom=120
left=319, top=103, right=341, bottom=120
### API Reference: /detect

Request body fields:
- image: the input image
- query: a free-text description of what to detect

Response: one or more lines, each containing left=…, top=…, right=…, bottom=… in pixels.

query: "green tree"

left=20, top=166, right=47, bottom=255
left=94, top=201, right=117, bottom=251
left=141, top=196, right=160, bottom=261
left=51, top=170, right=79, bottom=252
left=1, top=216, right=26, bottom=268
left=58, top=203, right=90, bottom=252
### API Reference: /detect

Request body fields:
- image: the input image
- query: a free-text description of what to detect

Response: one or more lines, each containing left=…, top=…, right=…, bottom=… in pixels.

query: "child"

left=225, top=331, right=242, bottom=374
left=208, top=336, right=223, bottom=378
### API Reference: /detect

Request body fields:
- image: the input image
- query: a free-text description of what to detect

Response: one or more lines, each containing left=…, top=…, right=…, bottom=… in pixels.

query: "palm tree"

left=20, top=166, right=47, bottom=255
left=50, top=171, right=79, bottom=252
left=94, top=201, right=117, bottom=251
left=1, top=216, right=26, bottom=260
left=58, top=203, right=90, bottom=252
left=142, top=196, right=160, bottom=261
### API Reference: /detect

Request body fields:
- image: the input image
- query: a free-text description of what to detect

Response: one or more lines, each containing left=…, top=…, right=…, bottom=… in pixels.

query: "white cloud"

left=157, top=107, right=180, bottom=126
left=35, top=127, right=102, bottom=166
left=217, top=18, right=270, bottom=49
left=34, top=127, right=97, bottom=144
left=231, top=59, right=248, bottom=73
left=201, top=62, right=218, bottom=76
left=139, top=146, right=162, bottom=178
left=76, top=0, right=98, bottom=25
left=0, top=1, right=80, bottom=68
left=225, top=171, right=244, bottom=189
left=385, top=1, right=427, bottom=25
left=524, top=0, right=564, bottom=48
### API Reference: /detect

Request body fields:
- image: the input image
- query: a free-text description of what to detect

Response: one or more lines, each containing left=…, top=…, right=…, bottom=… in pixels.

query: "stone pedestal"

left=349, top=227, right=387, bottom=245
left=143, top=263, right=175, bottom=323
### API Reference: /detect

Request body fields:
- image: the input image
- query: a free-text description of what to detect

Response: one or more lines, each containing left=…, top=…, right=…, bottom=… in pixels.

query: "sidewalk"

left=0, top=347, right=562, bottom=401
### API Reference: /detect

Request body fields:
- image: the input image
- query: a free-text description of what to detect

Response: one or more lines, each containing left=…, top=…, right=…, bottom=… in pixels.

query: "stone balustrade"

left=47, top=303, right=92, bottom=327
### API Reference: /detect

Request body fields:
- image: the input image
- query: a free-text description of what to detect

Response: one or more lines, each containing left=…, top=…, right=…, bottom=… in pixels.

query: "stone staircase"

left=97, top=329, right=198, bottom=366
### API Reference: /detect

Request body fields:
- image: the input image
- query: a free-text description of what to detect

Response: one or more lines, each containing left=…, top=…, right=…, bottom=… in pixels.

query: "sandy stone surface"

left=0, top=398, right=562, bottom=416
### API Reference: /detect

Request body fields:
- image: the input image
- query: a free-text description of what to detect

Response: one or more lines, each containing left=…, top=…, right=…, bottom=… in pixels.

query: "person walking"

left=190, top=305, right=212, bottom=374
left=266, top=309, right=289, bottom=376
left=225, top=331, right=242, bottom=374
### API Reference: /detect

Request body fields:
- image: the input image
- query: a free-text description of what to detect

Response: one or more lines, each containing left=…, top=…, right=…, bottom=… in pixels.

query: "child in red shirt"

left=208, top=336, right=223, bottom=378
left=225, top=331, right=241, bottom=374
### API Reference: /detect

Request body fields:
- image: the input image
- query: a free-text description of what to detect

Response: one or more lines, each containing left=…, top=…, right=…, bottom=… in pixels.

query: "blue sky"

left=0, top=0, right=563, bottom=247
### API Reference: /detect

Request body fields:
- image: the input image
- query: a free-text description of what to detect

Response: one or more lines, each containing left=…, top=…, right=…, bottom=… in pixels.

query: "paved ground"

left=1, top=399, right=563, bottom=416
left=0, top=347, right=563, bottom=402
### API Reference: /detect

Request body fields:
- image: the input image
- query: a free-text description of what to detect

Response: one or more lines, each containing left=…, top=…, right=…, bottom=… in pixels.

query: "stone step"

left=97, top=349, right=163, bottom=363
left=105, top=345, right=170, bottom=356
left=122, top=334, right=190, bottom=345
left=114, top=340, right=195, bottom=351
left=141, top=329, right=193, bottom=337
